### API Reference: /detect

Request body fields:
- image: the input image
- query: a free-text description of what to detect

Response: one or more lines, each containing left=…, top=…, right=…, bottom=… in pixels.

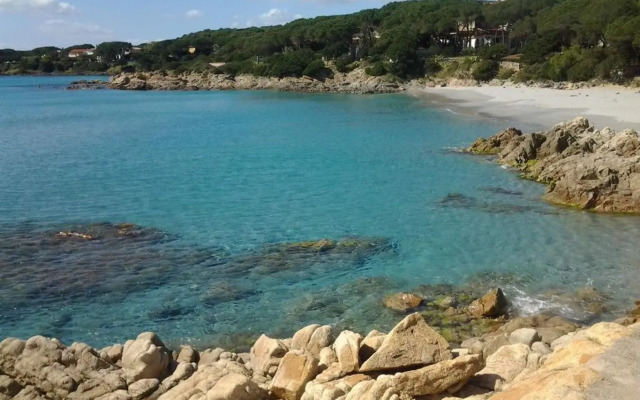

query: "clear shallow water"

left=1, top=76, right=639, bottom=349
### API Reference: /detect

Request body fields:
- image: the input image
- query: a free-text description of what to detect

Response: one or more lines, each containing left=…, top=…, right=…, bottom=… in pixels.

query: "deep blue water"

left=1, top=76, right=639, bottom=349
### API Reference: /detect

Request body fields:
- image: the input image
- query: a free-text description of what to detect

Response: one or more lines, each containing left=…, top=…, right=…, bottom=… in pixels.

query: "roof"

left=69, top=48, right=95, bottom=54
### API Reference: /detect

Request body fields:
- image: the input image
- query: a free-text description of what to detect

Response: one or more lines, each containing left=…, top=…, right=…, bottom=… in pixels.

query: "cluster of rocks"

left=467, top=117, right=640, bottom=212
left=107, top=70, right=403, bottom=94
left=2, top=308, right=639, bottom=400
left=66, top=80, right=109, bottom=90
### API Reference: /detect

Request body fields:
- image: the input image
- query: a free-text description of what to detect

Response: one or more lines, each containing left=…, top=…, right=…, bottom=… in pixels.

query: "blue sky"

left=0, top=0, right=393, bottom=50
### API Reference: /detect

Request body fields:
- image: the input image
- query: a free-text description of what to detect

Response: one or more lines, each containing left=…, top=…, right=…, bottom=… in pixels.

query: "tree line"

left=2, top=0, right=639, bottom=82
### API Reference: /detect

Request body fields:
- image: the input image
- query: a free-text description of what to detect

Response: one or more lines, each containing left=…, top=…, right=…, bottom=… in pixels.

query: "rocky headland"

left=1, top=299, right=639, bottom=400
left=107, top=70, right=403, bottom=94
left=467, top=117, right=640, bottom=213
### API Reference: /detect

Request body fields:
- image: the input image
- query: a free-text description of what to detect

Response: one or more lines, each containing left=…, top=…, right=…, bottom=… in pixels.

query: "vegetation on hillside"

left=2, top=0, right=639, bottom=83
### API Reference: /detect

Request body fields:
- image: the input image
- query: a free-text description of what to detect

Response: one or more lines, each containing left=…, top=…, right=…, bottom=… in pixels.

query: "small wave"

left=508, top=287, right=579, bottom=320
left=445, top=108, right=459, bottom=115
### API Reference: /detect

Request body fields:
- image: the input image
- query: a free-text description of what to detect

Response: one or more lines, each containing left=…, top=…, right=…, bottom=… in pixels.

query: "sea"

left=1, top=75, right=639, bottom=349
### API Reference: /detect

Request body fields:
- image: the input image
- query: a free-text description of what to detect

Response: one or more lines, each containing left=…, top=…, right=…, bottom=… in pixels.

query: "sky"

left=0, top=0, right=394, bottom=50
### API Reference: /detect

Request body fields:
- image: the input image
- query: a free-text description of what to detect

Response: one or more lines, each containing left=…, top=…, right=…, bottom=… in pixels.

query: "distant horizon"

left=0, top=0, right=393, bottom=51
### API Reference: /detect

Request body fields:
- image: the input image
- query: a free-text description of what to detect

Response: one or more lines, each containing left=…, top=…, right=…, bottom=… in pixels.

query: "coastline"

left=412, top=82, right=640, bottom=132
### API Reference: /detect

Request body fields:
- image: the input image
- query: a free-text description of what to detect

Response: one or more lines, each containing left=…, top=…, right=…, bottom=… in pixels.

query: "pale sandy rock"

left=100, top=345, right=124, bottom=365
left=345, top=380, right=376, bottom=400
left=67, top=371, right=126, bottom=400
left=291, top=325, right=334, bottom=357
left=95, top=389, right=132, bottom=400
left=460, top=337, right=484, bottom=355
left=158, top=359, right=250, bottom=400
left=486, top=322, right=636, bottom=400
left=360, top=313, right=451, bottom=372
left=206, top=373, right=265, bottom=400
left=12, top=385, right=50, bottom=400
left=550, top=332, right=576, bottom=351
left=177, top=346, right=199, bottom=364
left=161, top=362, right=196, bottom=390
left=199, top=348, right=224, bottom=365
left=269, top=350, right=318, bottom=400
left=362, top=354, right=483, bottom=399
left=482, top=334, right=509, bottom=360
left=333, top=331, right=362, bottom=373
left=128, top=378, right=159, bottom=400
left=249, top=335, right=288, bottom=376
left=122, top=332, right=171, bottom=383
left=531, top=341, right=551, bottom=355
left=0, top=374, right=22, bottom=397
left=508, top=328, right=540, bottom=347
left=472, top=344, right=532, bottom=391
left=534, top=327, right=565, bottom=345
left=452, top=348, right=470, bottom=357
left=359, top=330, right=386, bottom=362
left=318, top=347, right=338, bottom=371
left=301, top=374, right=371, bottom=400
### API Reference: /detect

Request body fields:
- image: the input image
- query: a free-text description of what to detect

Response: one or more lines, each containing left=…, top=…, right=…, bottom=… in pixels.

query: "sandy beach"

left=413, top=83, right=640, bottom=132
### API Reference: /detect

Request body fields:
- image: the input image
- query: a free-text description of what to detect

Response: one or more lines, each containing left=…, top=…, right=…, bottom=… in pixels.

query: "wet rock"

left=383, top=292, right=423, bottom=311
left=269, top=350, right=319, bottom=400
left=468, top=288, right=508, bottom=318
left=359, top=313, right=451, bottom=372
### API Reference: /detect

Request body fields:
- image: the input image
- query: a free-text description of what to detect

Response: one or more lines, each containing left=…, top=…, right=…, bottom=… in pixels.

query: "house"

left=68, top=48, right=96, bottom=58
left=188, top=46, right=197, bottom=54
left=450, top=21, right=509, bottom=50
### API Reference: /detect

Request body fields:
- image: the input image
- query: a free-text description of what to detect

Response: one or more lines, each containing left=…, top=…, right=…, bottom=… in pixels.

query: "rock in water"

left=383, top=292, right=423, bottom=311
left=468, top=288, right=508, bottom=318
left=359, top=313, right=451, bottom=372
left=467, top=117, right=640, bottom=213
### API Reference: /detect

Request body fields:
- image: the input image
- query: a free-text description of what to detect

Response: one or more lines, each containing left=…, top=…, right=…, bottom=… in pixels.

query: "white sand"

left=412, top=83, right=640, bottom=132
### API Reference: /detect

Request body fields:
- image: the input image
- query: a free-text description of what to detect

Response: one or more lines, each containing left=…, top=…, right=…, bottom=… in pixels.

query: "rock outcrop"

left=1, top=304, right=638, bottom=400
left=467, top=117, right=640, bottom=213
left=108, top=69, right=404, bottom=94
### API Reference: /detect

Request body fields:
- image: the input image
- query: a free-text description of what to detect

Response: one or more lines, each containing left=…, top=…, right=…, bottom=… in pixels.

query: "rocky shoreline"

left=467, top=117, right=640, bottom=213
left=107, top=70, right=404, bottom=94
left=1, top=293, right=638, bottom=400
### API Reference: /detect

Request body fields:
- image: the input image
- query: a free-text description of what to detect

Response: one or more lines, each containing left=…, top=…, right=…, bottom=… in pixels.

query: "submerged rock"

left=383, top=292, right=423, bottom=311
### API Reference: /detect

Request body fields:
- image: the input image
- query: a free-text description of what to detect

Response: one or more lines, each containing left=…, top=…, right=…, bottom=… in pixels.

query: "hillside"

left=2, top=0, right=639, bottom=83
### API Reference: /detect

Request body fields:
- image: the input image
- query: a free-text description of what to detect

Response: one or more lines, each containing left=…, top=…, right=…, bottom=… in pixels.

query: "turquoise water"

left=1, top=76, right=639, bottom=349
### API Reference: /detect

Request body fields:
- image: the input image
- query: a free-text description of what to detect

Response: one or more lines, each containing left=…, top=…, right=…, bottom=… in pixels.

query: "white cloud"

left=185, top=9, right=203, bottom=19
left=0, top=0, right=76, bottom=13
left=248, top=8, right=302, bottom=27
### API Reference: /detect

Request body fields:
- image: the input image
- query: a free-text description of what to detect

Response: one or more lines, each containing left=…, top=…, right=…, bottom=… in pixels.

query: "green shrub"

left=365, top=62, right=387, bottom=76
left=302, top=59, right=325, bottom=77
left=472, top=60, right=498, bottom=81
left=497, top=67, right=516, bottom=80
